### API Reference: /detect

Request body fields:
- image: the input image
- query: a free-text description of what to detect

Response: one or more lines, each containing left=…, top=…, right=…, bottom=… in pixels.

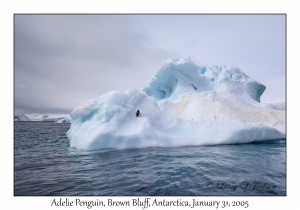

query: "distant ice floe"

left=67, top=58, right=285, bottom=150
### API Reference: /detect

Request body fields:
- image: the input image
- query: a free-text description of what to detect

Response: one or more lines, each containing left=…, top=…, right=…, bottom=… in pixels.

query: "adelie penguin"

left=136, top=110, right=141, bottom=117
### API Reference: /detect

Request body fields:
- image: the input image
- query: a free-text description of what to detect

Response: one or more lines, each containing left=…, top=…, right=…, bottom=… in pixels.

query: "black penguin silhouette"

left=136, top=110, right=141, bottom=117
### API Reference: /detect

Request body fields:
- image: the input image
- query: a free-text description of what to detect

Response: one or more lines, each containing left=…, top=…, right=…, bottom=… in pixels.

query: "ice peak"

left=142, top=58, right=265, bottom=103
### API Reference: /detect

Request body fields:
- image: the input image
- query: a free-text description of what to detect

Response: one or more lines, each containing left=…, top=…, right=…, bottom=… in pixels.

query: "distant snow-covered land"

left=66, top=58, right=285, bottom=150
left=264, top=98, right=285, bottom=110
left=14, top=114, right=67, bottom=122
left=14, top=114, right=30, bottom=121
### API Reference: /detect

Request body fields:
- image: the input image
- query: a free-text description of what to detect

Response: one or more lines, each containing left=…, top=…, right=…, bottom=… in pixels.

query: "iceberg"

left=67, top=58, right=285, bottom=150
left=56, top=116, right=72, bottom=123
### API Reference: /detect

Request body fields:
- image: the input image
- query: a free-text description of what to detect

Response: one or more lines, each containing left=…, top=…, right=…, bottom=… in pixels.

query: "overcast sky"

left=14, top=14, right=285, bottom=116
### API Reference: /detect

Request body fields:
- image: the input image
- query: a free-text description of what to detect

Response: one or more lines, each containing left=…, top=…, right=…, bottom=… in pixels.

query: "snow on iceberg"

left=67, top=58, right=285, bottom=150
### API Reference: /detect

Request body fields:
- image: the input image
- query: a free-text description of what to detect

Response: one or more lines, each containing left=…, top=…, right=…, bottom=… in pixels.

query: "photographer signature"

left=206, top=181, right=276, bottom=192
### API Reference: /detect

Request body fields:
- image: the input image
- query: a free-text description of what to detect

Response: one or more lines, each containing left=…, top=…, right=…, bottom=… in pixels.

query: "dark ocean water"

left=14, top=122, right=286, bottom=196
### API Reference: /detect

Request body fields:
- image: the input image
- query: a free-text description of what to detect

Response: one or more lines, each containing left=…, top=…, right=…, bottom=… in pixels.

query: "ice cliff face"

left=67, top=58, right=285, bottom=150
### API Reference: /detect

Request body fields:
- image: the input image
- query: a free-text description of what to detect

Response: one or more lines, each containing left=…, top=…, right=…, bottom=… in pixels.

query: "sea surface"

left=14, top=122, right=286, bottom=196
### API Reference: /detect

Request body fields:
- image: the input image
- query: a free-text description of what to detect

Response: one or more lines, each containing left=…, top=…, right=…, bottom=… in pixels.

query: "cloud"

left=14, top=15, right=285, bottom=115
left=14, top=15, right=177, bottom=115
